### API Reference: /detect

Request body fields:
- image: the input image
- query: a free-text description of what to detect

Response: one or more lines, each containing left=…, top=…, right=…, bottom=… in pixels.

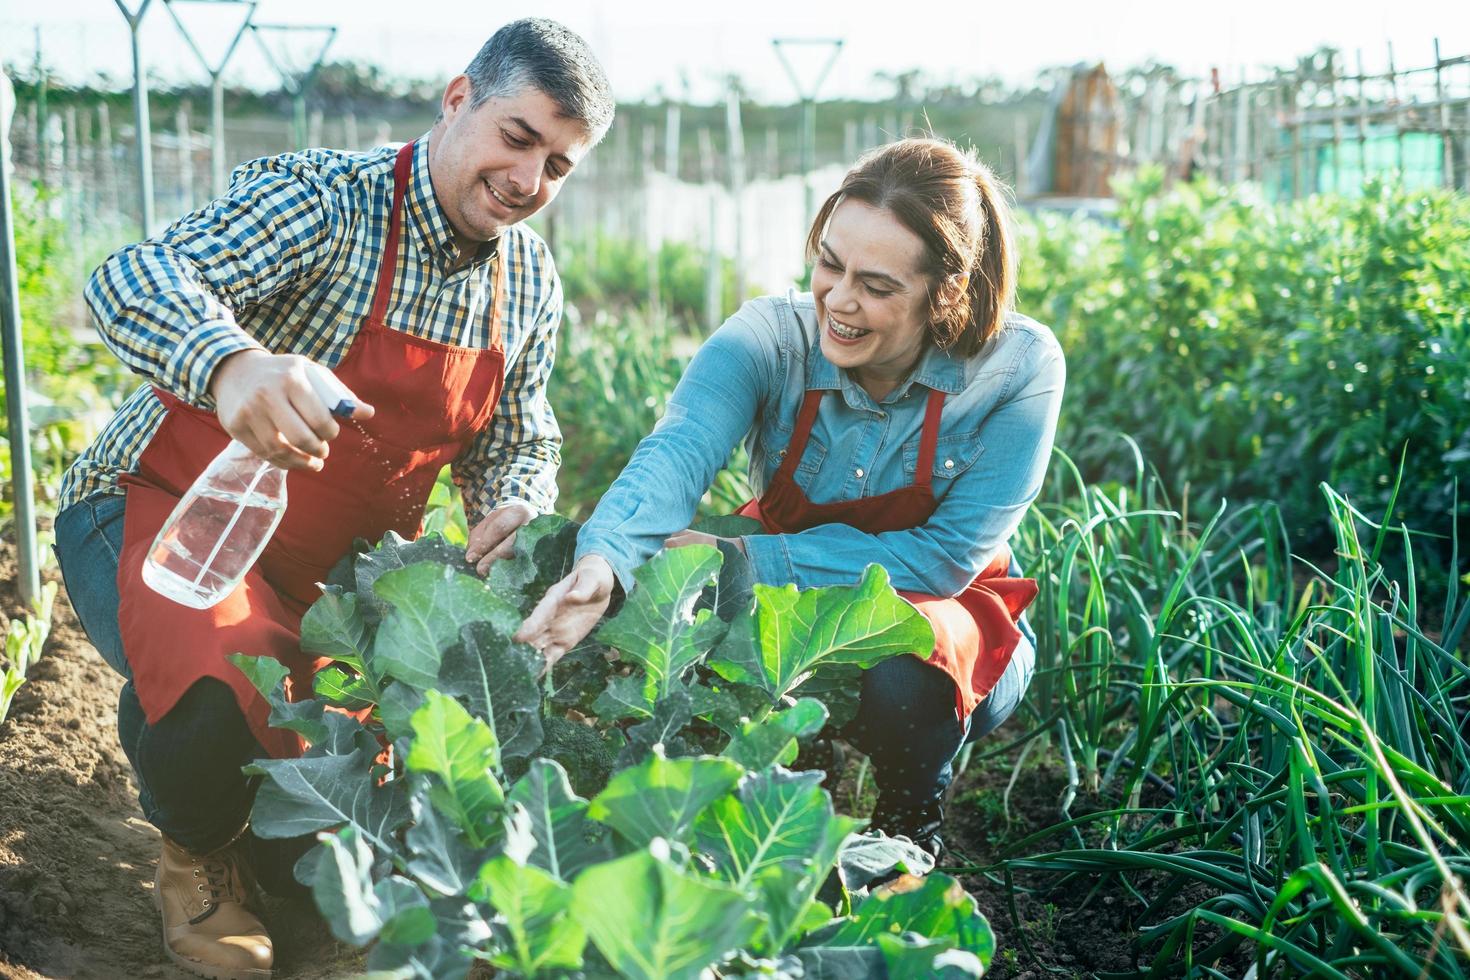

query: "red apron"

left=737, top=386, right=1038, bottom=721
left=116, top=140, right=507, bottom=758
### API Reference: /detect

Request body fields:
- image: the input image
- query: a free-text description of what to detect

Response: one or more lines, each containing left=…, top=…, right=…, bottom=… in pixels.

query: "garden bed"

left=0, top=533, right=365, bottom=979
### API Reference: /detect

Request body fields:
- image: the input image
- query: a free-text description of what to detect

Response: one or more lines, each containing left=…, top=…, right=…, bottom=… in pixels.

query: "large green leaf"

left=614, top=683, right=695, bottom=770
left=298, top=592, right=371, bottom=671
left=506, top=759, right=614, bottom=881
left=689, top=677, right=779, bottom=738
left=588, top=746, right=744, bottom=848
left=354, top=530, right=476, bottom=624
left=405, top=691, right=504, bottom=847
left=695, top=767, right=861, bottom=951
left=310, top=827, right=384, bottom=947
left=486, top=514, right=580, bottom=614
left=695, top=768, right=846, bottom=888
left=570, top=844, right=758, bottom=980
left=825, top=873, right=994, bottom=967
left=877, top=932, right=987, bottom=978
left=312, top=664, right=377, bottom=712
left=834, top=832, right=937, bottom=896
left=592, top=670, right=654, bottom=722
left=722, top=698, right=828, bottom=771
left=439, top=621, right=544, bottom=767
left=596, top=545, right=728, bottom=699
left=370, top=562, right=521, bottom=690
left=403, top=784, right=483, bottom=898
left=708, top=564, right=933, bottom=702
left=471, top=855, right=587, bottom=974
left=229, top=653, right=367, bottom=755
left=245, top=744, right=411, bottom=854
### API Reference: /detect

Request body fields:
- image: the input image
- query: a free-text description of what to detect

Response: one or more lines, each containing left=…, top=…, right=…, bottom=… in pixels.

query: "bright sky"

left=1, top=0, right=1465, bottom=102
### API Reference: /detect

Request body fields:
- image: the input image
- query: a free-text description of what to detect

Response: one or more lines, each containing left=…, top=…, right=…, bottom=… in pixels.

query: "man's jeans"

left=54, top=493, right=308, bottom=890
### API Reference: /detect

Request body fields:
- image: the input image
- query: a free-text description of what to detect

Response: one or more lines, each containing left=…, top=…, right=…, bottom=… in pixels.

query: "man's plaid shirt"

left=60, top=137, right=563, bottom=521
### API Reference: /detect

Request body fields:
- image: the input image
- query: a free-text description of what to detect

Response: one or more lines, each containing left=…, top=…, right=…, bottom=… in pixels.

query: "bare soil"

left=0, top=533, right=363, bottom=980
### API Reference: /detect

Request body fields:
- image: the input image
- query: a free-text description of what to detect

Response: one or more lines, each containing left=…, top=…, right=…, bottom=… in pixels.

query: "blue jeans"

left=54, top=494, right=310, bottom=890
left=842, top=569, right=1037, bottom=819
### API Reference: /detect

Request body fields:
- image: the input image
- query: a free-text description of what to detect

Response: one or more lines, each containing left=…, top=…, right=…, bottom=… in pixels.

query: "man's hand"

left=514, top=554, right=616, bottom=672
left=466, top=501, right=537, bottom=576
left=664, top=529, right=747, bottom=554
left=210, top=350, right=375, bottom=471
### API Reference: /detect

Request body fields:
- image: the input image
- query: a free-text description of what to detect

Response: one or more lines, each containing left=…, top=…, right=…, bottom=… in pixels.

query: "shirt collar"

left=403, top=136, right=498, bottom=270
left=806, top=336, right=968, bottom=402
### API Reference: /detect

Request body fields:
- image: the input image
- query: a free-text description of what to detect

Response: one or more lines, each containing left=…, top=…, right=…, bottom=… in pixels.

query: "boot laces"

left=189, top=851, right=246, bottom=921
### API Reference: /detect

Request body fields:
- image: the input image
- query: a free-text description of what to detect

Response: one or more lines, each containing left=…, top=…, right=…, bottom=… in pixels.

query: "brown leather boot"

left=153, top=833, right=274, bottom=980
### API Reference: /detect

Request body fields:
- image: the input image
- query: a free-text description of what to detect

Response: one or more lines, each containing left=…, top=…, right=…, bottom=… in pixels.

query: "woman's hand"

left=514, top=554, right=617, bottom=672
left=663, top=529, right=747, bottom=554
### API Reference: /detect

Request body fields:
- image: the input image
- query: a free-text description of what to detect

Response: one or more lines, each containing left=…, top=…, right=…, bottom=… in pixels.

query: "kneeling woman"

left=518, top=137, right=1065, bottom=852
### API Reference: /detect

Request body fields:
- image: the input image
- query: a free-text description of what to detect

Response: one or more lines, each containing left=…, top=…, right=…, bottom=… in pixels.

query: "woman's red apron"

left=737, top=387, right=1038, bottom=721
left=116, top=140, right=506, bottom=758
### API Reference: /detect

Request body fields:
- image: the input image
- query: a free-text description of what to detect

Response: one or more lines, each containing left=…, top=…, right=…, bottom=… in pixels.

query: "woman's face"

left=810, top=199, right=932, bottom=398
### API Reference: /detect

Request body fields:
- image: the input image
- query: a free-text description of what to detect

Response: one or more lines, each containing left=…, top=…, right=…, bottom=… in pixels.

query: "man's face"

left=429, top=75, right=596, bottom=244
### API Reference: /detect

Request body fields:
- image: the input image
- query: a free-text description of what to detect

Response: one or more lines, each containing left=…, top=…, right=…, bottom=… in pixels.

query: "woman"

left=512, top=137, right=1064, bottom=852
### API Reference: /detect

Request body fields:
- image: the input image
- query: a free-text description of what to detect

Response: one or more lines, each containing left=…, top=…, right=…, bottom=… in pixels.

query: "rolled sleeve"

left=83, top=155, right=341, bottom=408
left=574, top=298, right=786, bottom=592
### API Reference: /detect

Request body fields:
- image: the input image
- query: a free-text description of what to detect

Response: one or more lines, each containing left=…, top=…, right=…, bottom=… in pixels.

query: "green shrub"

left=1016, top=170, right=1470, bottom=558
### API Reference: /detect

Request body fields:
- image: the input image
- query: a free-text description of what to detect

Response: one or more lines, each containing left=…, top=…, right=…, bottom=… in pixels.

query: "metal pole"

left=115, top=0, right=156, bottom=235
left=33, top=28, right=47, bottom=182
left=1434, top=38, right=1455, bottom=188
left=211, top=76, right=226, bottom=192
left=0, top=72, right=40, bottom=606
left=802, top=98, right=815, bottom=223
left=772, top=38, right=843, bottom=228
left=251, top=23, right=336, bottom=153
left=663, top=94, right=680, bottom=178
left=294, top=93, right=307, bottom=149
left=164, top=0, right=257, bottom=195
left=724, top=78, right=746, bottom=307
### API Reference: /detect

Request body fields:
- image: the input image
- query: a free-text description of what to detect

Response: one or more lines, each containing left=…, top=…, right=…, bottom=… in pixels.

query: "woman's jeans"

left=54, top=493, right=308, bottom=891
left=842, top=566, right=1037, bottom=820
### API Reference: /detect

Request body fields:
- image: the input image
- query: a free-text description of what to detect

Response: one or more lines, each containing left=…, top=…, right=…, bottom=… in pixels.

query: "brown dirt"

left=934, top=742, right=1256, bottom=978
left=0, top=532, right=364, bottom=979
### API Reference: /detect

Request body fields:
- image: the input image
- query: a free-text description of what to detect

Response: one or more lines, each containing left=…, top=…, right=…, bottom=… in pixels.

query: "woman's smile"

left=825, top=313, right=872, bottom=345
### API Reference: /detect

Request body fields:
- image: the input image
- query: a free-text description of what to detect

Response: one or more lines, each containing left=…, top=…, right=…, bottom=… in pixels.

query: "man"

left=52, top=18, right=612, bottom=979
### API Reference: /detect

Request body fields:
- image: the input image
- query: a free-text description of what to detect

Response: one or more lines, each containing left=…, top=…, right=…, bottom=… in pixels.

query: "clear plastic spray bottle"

left=142, top=371, right=358, bottom=609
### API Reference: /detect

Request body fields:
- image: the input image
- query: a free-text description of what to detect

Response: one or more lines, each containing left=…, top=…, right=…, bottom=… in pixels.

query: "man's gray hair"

left=464, top=18, right=614, bottom=136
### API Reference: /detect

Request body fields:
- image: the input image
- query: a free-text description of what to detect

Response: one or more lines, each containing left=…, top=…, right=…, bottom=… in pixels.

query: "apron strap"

left=368, top=141, right=416, bottom=324
left=913, top=388, right=946, bottom=490
left=775, top=389, right=825, bottom=482
left=486, top=246, right=506, bottom=349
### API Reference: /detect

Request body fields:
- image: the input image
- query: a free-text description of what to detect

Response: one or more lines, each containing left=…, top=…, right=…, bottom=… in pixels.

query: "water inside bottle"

left=142, top=485, right=287, bottom=608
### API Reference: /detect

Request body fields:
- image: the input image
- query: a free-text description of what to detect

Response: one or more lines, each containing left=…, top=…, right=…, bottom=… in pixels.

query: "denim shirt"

left=575, top=289, right=1066, bottom=596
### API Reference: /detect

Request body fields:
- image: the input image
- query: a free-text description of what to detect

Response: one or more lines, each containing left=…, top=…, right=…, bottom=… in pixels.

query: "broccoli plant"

left=232, top=517, right=995, bottom=978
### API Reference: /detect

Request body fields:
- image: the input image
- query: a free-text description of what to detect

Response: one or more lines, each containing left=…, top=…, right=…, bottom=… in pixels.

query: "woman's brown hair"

left=805, top=137, right=1016, bottom=356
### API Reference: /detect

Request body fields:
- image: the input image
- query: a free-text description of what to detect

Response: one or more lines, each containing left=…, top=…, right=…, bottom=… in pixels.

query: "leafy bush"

left=1016, top=170, right=1470, bottom=559
left=557, top=232, right=741, bottom=330
left=550, top=308, right=752, bottom=520
left=231, top=519, right=996, bottom=978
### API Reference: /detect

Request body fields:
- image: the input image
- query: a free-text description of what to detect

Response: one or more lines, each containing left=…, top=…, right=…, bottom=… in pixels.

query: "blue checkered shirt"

left=60, top=138, right=562, bottom=522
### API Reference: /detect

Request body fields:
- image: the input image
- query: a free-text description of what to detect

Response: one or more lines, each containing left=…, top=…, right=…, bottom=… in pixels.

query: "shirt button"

left=944, top=459, right=955, bottom=470
left=855, top=467, right=865, bottom=478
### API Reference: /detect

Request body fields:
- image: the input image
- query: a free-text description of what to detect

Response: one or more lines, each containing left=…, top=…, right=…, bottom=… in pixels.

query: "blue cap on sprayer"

left=141, top=368, right=359, bottom=608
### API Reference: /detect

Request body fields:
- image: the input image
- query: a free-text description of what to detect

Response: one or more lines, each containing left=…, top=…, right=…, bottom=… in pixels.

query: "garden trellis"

left=162, top=0, right=258, bottom=196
